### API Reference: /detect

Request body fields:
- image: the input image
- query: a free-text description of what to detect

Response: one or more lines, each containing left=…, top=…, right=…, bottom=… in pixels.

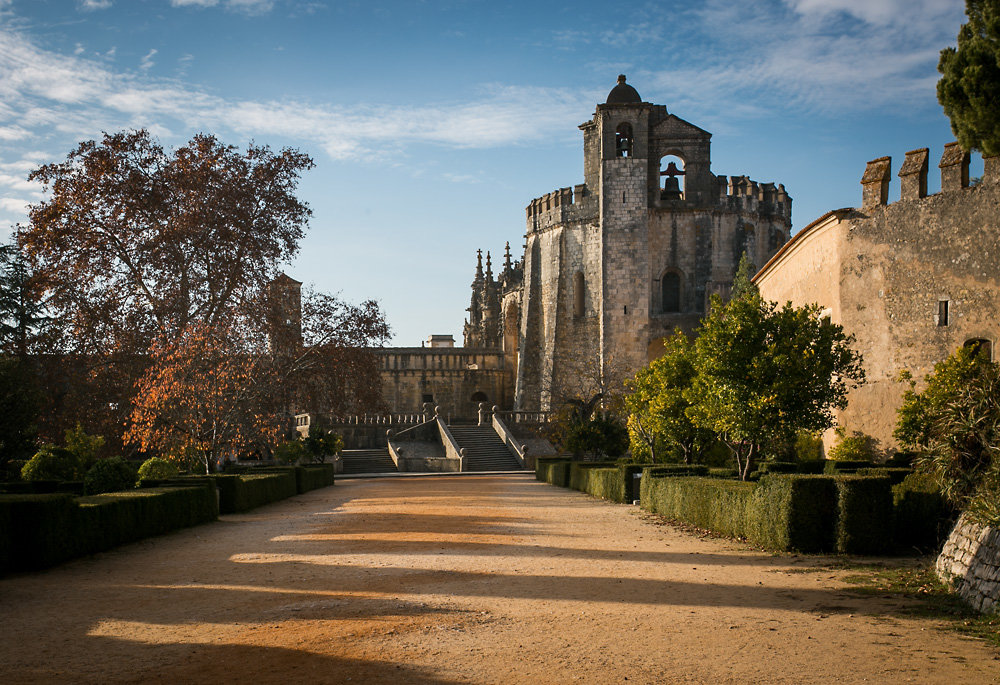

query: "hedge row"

left=0, top=485, right=217, bottom=573
left=209, top=472, right=298, bottom=513
left=536, top=457, right=947, bottom=554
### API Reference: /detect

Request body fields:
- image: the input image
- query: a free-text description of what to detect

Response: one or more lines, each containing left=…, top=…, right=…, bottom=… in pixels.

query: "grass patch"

left=841, top=562, right=1000, bottom=649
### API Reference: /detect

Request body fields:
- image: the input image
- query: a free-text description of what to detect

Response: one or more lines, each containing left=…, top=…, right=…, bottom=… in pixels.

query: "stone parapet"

left=898, top=148, right=929, bottom=201
left=861, top=156, right=892, bottom=209
left=939, top=142, right=970, bottom=192
left=937, top=514, right=1000, bottom=614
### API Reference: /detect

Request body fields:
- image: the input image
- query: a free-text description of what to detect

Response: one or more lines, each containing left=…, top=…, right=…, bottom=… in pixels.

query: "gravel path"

left=1, top=473, right=998, bottom=684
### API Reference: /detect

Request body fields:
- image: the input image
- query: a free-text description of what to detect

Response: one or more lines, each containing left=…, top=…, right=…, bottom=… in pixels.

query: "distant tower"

left=268, top=273, right=303, bottom=353
left=496, top=75, right=793, bottom=411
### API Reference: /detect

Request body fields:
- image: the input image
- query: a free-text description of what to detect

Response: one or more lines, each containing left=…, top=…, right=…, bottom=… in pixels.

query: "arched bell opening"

left=659, top=155, right=686, bottom=200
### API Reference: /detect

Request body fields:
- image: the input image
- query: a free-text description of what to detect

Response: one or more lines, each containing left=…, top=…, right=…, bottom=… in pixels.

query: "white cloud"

left=170, top=0, right=218, bottom=7
left=139, top=49, right=157, bottom=71
left=782, top=0, right=961, bottom=28
left=170, top=0, right=274, bottom=12
left=78, top=0, right=113, bottom=10
left=0, top=197, right=29, bottom=213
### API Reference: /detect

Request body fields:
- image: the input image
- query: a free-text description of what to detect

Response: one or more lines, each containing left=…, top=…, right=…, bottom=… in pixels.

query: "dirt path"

left=1, top=474, right=998, bottom=684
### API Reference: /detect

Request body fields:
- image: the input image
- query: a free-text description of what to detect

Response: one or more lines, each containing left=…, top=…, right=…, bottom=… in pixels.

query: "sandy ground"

left=1, top=473, right=998, bottom=684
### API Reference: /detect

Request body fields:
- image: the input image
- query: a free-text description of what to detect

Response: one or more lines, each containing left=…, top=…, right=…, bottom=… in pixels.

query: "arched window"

left=615, top=123, right=633, bottom=158
left=471, top=391, right=488, bottom=403
left=574, top=271, right=585, bottom=317
left=662, top=272, right=681, bottom=312
left=659, top=155, right=685, bottom=200
left=964, top=338, right=993, bottom=360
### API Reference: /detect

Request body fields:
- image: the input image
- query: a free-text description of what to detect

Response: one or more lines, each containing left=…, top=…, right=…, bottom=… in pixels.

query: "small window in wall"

left=574, top=271, right=585, bottom=317
left=471, top=391, right=488, bottom=403
left=615, top=123, right=633, bottom=158
left=964, top=338, right=993, bottom=360
left=422, top=393, right=434, bottom=404
left=662, top=272, right=681, bottom=313
left=937, top=299, right=949, bottom=326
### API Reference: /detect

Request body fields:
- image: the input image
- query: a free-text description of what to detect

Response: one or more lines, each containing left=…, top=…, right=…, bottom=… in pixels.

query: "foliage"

left=937, top=0, right=1000, bottom=156
left=625, top=330, right=715, bottom=463
left=895, top=345, right=1000, bottom=524
left=892, top=472, right=953, bottom=551
left=794, top=431, right=825, bottom=462
left=0, top=356, right=41, bottom=470
left=827, top=427, right=883, bottom=462
left=0, top=240, right=53, bottom=359
left=136, top=457, right=180, bottom=482
left=559, top=413, right=629, bottom=459
left=210, top=472, right=297, bottom=513
left=83, top=456, right=136, bottom=495
left=686, top=254, right=865, bottom=480
left=274, top=440, right=309, bottom=465
left=302, top=425, right=343, bottom=463
left=20, top=445, right=80, bottom=482
left=64, top=423, right=106, bottom=472
left=126, top=322, right=278, bottom=474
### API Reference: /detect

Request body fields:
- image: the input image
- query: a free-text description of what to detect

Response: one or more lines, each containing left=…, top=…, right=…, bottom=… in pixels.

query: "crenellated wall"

left=756, top=144, right=1000, bottom=451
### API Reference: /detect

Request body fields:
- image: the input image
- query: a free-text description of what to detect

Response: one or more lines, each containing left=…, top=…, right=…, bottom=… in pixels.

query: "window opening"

left=471, top=391, right=488, bottom=403
left=573, top=271, right=585, bottom=317
left=421, top=393, right=434, bottom=404
left=659, top=156, right=685, bottom=200
left=937, top=300, right=949, bottom=326
left=662, top=272, right=681, bottom=312
left=964, top=338, right=992, bottom=360
left=615, top=123, right=633, bottom=158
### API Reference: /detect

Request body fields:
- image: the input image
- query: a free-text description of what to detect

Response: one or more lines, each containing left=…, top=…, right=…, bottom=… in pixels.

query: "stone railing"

left=492, top=408, right=527, bottom=469
left=436, top=416, right=464, bottom=471
left=936, top=513, right=1000, bottom=614
left=495, top=411, right=552, bottom=426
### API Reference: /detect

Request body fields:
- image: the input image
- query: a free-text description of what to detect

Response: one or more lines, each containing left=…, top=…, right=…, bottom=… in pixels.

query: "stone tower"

left=485, top=76, right=793, bottom=411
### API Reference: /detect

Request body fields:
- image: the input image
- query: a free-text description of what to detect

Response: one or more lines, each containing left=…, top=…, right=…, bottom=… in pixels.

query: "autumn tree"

left=126, top=321, right=279, bottom=473
left=20, top=130, right=315, bottom=443
left=937, top=0, right=1000, bottom=156
left=686, top=255, right=865, bottom=480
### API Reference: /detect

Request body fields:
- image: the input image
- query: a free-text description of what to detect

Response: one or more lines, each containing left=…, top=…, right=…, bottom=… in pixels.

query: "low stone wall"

left=936, top=514, right=1000, bottom=614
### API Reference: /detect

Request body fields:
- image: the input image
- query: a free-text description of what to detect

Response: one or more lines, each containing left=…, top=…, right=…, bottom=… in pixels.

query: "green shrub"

left=822, top=459, right=873, bottom=474
left=796, top=460, right=827, bottom=474
left=827, top=428, right=883, bottom=462
left=644, top=464, right=709, bottom=478
left=568, top=461, right=620, bottom=491
left=294, top=464, right=336, bottom=493
left=581, top=467, right=624, bottom=502
left=83, top=457, right=136, bottom=495
left=210, top=471, right=297, bottom=513
left=640, top=475, right=756, bottom=539
left=794, top=431, right=825, bottom=462
left=0, top=485, right=217, bottom=574
left=21, top=446, right=80, bottom=482
left=274, top=440, right=309, bottom=465
left=758, top=461, right=798, bottom=474
left=707, top=467, right=738, bottom=479
left=892, top=472, right=953, bottom=551
left=834, top=475, right=893, bottom=554
left=137, top=457, right=179, bottom=484
left=856, top=467, right=912, bottom=486
left=542, top=460, right=572, bottom=487
left=64, top=424, right=105, bottom=472
left=749, top=475, right=838, bottom=552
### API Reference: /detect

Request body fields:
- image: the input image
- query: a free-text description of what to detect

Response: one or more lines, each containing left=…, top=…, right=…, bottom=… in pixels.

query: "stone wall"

left=756, top=145, right=1000, bottom=450
left=937, top=514, right=1000, bottom=614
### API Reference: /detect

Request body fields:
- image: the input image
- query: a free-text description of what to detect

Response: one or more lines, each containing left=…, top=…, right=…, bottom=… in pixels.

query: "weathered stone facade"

left=468, top=76, right=792, bottom=411
left=755, top=145, right=1000, bottom=450
left=937, top=514, right=1000, bottom=614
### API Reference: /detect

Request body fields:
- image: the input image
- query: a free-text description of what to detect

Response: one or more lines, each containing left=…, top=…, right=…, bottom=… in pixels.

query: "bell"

left=661, top=176, right=683, bottom=200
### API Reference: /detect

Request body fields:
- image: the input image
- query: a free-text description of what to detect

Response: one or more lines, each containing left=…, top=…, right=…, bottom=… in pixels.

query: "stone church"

left=466, top=76, right=793, bottom=412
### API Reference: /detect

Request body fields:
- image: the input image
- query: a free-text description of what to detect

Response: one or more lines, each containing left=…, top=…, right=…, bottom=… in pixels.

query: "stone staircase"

left=340, top=448, right=397, bottom=474
left=447, top=424, right=523, bottom=471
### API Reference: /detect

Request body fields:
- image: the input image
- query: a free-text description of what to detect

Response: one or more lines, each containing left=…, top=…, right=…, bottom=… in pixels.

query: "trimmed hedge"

left=823, top=460, right=873, bottom=474
left=758, top=461, right=799, bottom=474
left=856, top=467, right=912, bottom=486
left=749, top=475, right=838, bottom=552
left=294, top=464, right=336, bottom=493
left=537, top=459, right=572, bottom=488
left=641, top=476, right=757, bottom=539
left=210, top=471, right=297, bottom=513
left=0, top=486, right=217, bottom=574
left=892, top=472, right=953, bottom=551
left=568, top=461, right=620, bottom=492
left=833, top=475, right=893, bottom=554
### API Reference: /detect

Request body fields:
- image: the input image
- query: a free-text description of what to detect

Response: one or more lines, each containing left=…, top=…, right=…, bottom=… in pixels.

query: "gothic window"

left=615, top=123, right=633, bottom=157
left=964, top=338, right=992, bottom=360
left=662, top=271, right=681, bottom=313
left=573, top=271, right=585, bottom=317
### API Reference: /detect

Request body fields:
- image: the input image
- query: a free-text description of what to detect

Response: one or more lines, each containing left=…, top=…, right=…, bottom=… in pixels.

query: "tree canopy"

left=937, top=0, right=1000, bottom=156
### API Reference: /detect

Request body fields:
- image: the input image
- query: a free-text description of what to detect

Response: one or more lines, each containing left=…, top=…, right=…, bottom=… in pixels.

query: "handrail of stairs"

left=491, top=407, right=527, bottom=468
left=436, top=416, right=464, bottom=471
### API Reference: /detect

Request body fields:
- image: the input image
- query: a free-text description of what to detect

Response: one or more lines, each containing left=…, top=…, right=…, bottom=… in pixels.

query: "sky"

left=0, top=0, right=977, bottom=345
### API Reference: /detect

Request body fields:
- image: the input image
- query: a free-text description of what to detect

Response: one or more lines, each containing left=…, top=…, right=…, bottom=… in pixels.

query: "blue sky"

left=0, top=0, right=976, bottom=345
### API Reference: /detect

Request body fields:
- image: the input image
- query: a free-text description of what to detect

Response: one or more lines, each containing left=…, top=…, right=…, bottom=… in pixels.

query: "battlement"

left=525, top=183, right=592, bottom=231
left=860, top=143, right=1000, bottom=210
left=714, top=175, right=791, bottom=217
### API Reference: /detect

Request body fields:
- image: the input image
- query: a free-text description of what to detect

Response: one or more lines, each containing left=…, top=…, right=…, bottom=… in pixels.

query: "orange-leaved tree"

left=126, top=322, right=279, bottom=474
